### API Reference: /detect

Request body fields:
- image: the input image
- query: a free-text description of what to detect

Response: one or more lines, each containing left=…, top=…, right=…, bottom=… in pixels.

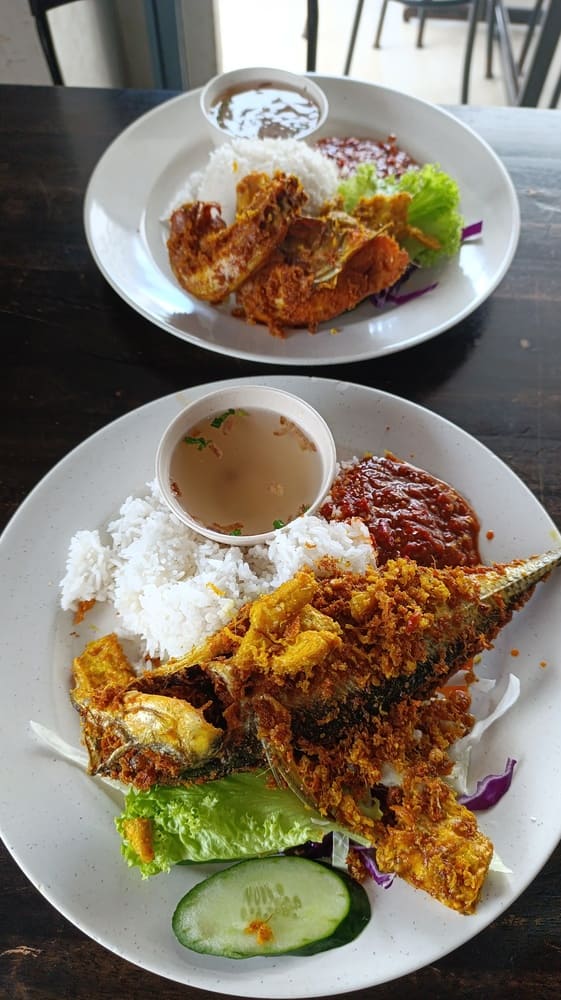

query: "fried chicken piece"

left=167, top=171, right=306, bottom=303
left=235, top=212, right=410, bottom=336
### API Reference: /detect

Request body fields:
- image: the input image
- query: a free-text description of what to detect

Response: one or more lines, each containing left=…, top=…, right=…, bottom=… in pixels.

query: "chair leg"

left=461, top=0, right=483, bottom=103
left=486, top=0, right=495, bottom=79
left=306, top=0, right=319, bottom=72
left=32, top=10, right=64, bottom=85
left=417, top=10, right=428, bottom=48
left=374, top=0, right=390, bottom=48
left=550, top=69, right=561, bottom=108
left=344, top=0, right=366, bottom=75
left=517, top=0, right=544, bottom=74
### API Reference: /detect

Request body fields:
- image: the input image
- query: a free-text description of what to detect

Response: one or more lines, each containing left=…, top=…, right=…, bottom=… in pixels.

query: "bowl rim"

left=199, top=66, right=329, bottom=143
left=155, top=384, right=337, bottom=546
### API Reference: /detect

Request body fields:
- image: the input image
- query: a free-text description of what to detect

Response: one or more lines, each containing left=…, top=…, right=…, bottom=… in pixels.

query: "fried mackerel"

left=71, top=549, right=561, bottom=914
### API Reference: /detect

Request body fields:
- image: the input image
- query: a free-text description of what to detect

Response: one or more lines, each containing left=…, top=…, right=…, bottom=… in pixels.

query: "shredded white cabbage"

left=331, top=831, right=350, bottom=870
left=29, top=721, right=126, bottom=794
left=448, top=673, right=521, bottom=796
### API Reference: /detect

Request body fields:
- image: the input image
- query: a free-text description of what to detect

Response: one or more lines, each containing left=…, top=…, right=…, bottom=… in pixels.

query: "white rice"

left=60, top=480, right=375, bottom=661
left=165, top=137, right=340, bottom=224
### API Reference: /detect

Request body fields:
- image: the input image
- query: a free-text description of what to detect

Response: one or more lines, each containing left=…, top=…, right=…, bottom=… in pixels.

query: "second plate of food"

left=1, top=376, right=560, bottom=997
left=84, top=76, right=520, bottom=365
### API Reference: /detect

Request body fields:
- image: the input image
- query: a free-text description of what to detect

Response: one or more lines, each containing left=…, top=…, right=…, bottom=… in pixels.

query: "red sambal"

left=320, top=454, right=481, bottom=568
left=315, top=134, right=417, bottom=179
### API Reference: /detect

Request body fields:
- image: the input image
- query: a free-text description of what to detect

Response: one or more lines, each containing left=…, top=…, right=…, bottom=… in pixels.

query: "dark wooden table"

left=1, top=84, right=560, bottom=1000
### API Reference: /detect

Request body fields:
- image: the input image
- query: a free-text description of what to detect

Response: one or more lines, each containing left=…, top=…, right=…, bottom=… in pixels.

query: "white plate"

left=1, top=376, right=560, bottom=998
left=84, top=77, right=520, bottom=366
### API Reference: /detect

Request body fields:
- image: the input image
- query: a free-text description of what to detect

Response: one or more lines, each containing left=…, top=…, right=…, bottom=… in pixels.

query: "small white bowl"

left=200, top=66, right=329, bottom=146
left=156, top=385, right=337, bottom=547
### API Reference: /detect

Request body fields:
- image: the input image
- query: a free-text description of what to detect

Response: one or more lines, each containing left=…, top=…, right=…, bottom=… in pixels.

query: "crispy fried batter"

left=375, top=774, right=494, bottom=914
left=121, top=817, right=155, bottom=864
left=71, top=632, right=135, bottom=707
left=73, top=598, right=96, bottom=624
left=353, top=192, right=442, bottom=252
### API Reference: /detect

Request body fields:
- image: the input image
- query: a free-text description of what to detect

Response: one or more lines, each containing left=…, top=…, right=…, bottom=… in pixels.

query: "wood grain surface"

left=1, top=84, right=560, bottom=1000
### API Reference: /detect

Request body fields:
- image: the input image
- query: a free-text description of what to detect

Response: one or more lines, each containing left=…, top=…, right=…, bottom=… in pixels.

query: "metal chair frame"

left=374, top=0, right=479, bottom=50
left=486, top=0, right=555, bottom=107
left=346, top=0, right=485, bottom=102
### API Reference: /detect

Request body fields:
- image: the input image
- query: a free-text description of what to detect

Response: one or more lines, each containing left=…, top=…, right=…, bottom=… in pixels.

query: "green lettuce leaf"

left=337, top=162, right=380, bottom=213
left=116, top=771, right=366, bottom=877
left=338, top=162, right=464, bottom=268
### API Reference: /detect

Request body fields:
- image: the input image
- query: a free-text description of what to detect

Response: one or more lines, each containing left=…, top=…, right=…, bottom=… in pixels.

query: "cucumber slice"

left=172, top=856, right=370, bottom=958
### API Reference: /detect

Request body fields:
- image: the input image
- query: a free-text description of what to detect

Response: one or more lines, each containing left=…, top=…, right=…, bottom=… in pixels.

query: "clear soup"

left=169, top=406, right=322, bottom=537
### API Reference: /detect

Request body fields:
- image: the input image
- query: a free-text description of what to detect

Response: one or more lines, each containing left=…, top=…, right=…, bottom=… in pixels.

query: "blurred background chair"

left=28, top=0, right=205, bottom=90
left=28, top=0, right=72, bottom=85
left=345, top=0, right=485, bottom=102
left=373, top=0, right=483, bottom=50
left=515, top=0, right=544, bottom=75
left=486, top=0, right=559, bottom=106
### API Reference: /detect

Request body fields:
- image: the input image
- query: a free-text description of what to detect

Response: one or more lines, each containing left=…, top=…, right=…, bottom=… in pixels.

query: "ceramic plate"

left=84, top=77, right=520, bottom=365
left=1, top=376, right=560, bottom=997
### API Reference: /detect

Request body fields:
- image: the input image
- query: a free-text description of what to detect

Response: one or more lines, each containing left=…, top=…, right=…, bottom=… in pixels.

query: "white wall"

left=0, top=0, right=52, bottom=84
left=0, top=0, right=154, bottom=87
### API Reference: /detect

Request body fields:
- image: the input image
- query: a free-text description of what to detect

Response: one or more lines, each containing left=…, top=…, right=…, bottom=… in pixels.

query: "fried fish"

left=72, top=548, right=560, bottom=913
left=73, top=550, right=560, bottom=788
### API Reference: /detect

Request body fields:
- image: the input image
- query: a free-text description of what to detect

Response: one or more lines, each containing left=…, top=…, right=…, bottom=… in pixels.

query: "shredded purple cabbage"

left=387, top=281, right=438, bottom=306
left=284, top=833, right=332, bottom=859
left=370, top=263, right=417, bottom=308
left=352, top=845, right=395, bottom=889
left=458, top=757, right=517, bottom=811
left=461, top=220, right=483, bottom=240
left=371, top=220, right=483, bottom=310
left=370, top=256, right=439, bottom=308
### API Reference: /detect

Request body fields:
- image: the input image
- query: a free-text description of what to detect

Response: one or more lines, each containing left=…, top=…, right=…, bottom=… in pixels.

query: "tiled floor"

left=216, top=0, right=558, bottom=107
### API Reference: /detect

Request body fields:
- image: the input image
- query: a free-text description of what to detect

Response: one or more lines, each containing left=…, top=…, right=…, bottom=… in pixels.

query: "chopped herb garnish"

left=273, top=519, right=285, bottom=530
left=211, top=409, right=235, bottom=429
left=230, top=528, right=242, bottom=536
left=211, top=408, right=248, bottom=428
left=184, top=436, right=210, bottom=450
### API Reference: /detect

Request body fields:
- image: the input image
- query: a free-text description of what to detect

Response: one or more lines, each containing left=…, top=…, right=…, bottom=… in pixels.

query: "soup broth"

left=170, top=407, right=322, bottom=536
left=210, top=82, right=321, bottom=140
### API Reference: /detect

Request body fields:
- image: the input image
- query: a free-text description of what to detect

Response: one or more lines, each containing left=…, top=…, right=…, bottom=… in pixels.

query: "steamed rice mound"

left=60, top=480, right=375, bottom=661
left=167, top=137, right=340, bottom=224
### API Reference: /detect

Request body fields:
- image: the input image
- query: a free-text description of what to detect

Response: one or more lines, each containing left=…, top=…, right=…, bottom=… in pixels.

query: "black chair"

left=516, top=0, right=544, bottom=74
left=28, top=0, right=75, bottom=85
left=373, top=0, right=483, bottom=50
left=345, top=0, right=486, bottom=102
left=486, top=0, right=555, bottom=106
